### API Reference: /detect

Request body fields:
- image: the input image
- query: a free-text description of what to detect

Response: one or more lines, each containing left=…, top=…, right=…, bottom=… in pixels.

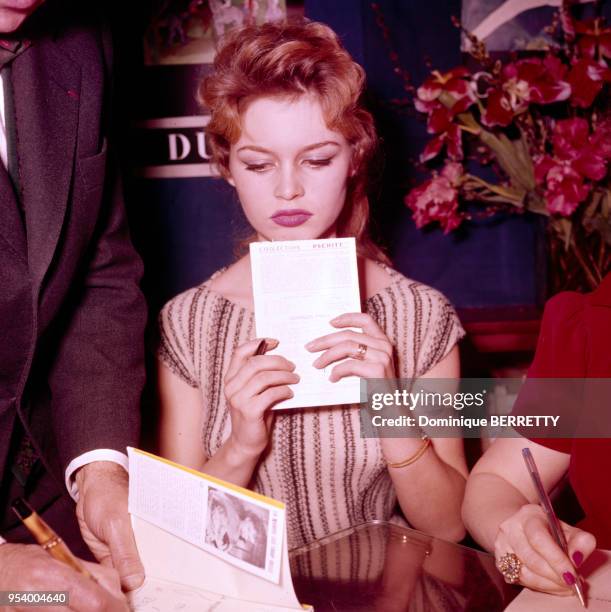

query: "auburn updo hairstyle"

left=199, top=19, right=388, bottom=263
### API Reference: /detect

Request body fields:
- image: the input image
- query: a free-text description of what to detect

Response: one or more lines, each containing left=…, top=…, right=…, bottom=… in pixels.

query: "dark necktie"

left=1, top=38, right=30, bottom=203
left=0, top=38, right=30, bottom=69
left=0, top=37, right=38, bottom=487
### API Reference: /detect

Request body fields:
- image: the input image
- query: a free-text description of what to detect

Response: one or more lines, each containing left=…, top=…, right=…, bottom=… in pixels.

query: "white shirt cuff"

left=65, top=449, right=129, bottom=502
left=0, top=535, right=6, bottom=545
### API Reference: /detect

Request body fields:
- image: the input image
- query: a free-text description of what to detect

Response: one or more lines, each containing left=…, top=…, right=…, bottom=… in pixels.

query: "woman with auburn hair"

left=157, top=19, right=468, bottom=548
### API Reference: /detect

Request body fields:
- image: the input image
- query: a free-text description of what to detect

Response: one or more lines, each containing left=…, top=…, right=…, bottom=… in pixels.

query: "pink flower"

left=415, top=67, right=475, bottom=114
left=535, top=118, right=608, bottom=216
left=567, top=58, right=611, bottom=108
left=420, top=123, right=463, bottom=162
left=482, top=57, right=571, bottom=127
left=415, top=67, right=475, bottom=162
left=405, top=162, right=464, bottom=233
left=544, top=165, right=590, bottom=216
left=552, top=118, right=608, bottom=179
left=589, top=118, right=611, bottom=159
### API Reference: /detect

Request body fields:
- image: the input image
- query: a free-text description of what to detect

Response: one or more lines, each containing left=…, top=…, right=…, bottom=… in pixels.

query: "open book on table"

left=126, top=447, right=311, bottom=611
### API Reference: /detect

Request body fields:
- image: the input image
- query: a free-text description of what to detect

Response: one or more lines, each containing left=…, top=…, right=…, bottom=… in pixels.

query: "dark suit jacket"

left=0, top=4, right=146, bottom=531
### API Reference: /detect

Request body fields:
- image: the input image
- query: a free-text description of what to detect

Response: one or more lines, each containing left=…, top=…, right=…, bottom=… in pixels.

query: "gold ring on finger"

left=497, top=552, right=522, bottom=584
left=353, top=343, right=367, bottom=360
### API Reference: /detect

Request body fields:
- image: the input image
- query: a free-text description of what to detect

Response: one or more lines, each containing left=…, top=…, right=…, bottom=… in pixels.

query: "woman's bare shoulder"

left=361, top=258, right=396, bottom=299
left=207, top=256, right=253, bottom=309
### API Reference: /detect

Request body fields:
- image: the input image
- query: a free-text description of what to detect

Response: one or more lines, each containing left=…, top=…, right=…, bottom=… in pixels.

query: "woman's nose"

left=274, top=166, right=304, bottom=200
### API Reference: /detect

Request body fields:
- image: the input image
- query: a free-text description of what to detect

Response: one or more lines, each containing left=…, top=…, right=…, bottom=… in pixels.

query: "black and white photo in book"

left=205, top=488, right=270, bottom=569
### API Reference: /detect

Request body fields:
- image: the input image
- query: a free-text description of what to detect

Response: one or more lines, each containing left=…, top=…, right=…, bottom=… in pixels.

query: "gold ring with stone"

left=354, top=343, right=368, bottom=360
left=497, top=552, right=522, bottom=584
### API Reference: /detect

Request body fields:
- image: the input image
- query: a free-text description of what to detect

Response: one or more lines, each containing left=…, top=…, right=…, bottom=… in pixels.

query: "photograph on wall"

left=461, top=0, right=597, bottom=52
left=144, top=0, right=286, bottom=65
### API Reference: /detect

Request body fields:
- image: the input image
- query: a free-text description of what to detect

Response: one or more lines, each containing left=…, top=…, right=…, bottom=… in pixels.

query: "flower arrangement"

left=404, top=6, right=611, bottom=292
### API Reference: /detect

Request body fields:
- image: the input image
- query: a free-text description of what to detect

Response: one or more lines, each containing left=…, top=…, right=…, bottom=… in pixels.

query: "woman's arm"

left=381, top=346, right=469, bottom=542
left=463, top=437, right=596, bottom=594
left=463, top=437, right=569, bottom=550
left=157, top=336, right=298, bottom=487
left=157, top=359, right=262, bottom=486
left=157, top=359, right=206, bottom=468
left=308, top=311, right=468, bottom=542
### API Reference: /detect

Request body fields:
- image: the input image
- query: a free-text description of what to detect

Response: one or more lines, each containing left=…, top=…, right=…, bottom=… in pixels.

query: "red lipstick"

left=271, top=209, right=312, bottom=227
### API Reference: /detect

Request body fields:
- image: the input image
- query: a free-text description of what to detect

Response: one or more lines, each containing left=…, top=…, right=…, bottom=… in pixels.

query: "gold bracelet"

left=386, top=435, right=431, bottom=469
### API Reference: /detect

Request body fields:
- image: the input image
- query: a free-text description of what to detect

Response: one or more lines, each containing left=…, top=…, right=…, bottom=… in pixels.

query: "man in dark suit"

left=0, top=0, right=146, bottom=606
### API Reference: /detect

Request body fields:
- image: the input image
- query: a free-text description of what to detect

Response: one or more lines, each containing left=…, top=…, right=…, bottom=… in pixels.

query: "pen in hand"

left=521, top=448, right=587, bottom=608
left=254, top=339, right=268, bottom=356
left=11, top=497, right=96, bottom=582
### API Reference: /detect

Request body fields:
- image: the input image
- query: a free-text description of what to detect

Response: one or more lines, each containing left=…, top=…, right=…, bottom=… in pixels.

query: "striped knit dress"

left=158, top=266, right=464, bottom=550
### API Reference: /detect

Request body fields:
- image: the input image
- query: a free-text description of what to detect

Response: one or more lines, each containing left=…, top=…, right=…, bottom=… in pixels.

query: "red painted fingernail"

left=572, top=551, right=584, bottom=567
left=563, top=571, right=576, bottom=586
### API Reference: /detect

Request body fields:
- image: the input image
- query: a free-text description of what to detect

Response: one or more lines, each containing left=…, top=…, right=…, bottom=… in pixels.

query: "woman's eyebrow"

left=236, top=141, right=341, bottom=154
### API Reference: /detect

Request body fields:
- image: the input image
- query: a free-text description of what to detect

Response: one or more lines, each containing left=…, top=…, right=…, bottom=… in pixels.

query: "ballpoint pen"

left=254, top=339, right=267, bottom=356
left=522, top=448, right=587, bottom=608
left=11, top=497, right=95, bottom=581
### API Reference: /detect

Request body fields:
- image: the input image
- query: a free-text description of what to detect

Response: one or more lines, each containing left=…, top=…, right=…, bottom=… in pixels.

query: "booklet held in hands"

left=250, top=238, right=362, bottom=409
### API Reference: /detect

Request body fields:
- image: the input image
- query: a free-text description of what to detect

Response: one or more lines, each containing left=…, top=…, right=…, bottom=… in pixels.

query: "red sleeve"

left=512, top=290, right=588, bottom=454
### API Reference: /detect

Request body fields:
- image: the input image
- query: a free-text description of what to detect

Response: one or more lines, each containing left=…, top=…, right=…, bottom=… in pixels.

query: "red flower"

left=575, top=18, right=611, bottom=60
left=415, top=67, right=475, bottom=114
left=405, top=162, right=464, bottom=233
left=552, top=118, right=608, bottom=179
left=589, top=118, right=611, bottom=159
left=420, top=123, right=464, bottom=162
left=567, top=58, right=611, bottom=108
left=535, top=118, right=609, bottom=216
left=482, top=57, right=571, bottom=127
left=415, top=67, right=475, bottom=162
left=539, top=162, right=590, bottom=216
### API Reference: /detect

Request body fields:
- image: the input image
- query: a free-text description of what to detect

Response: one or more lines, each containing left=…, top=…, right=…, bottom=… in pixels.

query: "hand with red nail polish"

left=492, top=504, right=596, bottom=595
left=572, top=550, right=584, bottom=567
left=562, top=571, right=576, bottom=586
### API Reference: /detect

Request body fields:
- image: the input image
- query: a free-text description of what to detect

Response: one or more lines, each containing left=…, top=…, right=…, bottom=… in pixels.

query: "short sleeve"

left=513, top=290, right=588, bottom=454
left=527, top=291, right=588, bottom=378
left=414, top=286, right=465, bottom=377
left=157, top=290, right=199, bottom=388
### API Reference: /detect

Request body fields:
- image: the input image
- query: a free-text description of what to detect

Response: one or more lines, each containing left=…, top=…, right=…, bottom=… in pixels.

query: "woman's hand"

left=494, top=503, right=596, bottom=595
left=305, top=312, right=395, bottom=381
left=224, top=338, right=299, bottom=458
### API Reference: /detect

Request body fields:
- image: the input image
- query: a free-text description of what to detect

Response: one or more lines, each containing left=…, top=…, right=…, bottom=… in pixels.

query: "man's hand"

left=75, top=461, right=144, bottom=591
left=0, top=543, right=128, bottom=611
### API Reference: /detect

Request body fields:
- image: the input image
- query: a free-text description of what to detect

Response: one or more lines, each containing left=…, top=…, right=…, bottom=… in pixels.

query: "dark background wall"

left=108, top=0, right=608, bottom=319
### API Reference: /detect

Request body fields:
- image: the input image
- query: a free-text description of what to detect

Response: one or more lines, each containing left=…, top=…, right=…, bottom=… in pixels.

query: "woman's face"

left=0, top=0, right=45, bottom=33
left=228, top=94, right=353, bottom=242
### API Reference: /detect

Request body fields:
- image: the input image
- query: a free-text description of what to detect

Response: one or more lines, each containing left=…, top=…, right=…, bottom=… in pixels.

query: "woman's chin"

left=255, top=224, right=338, bottom=243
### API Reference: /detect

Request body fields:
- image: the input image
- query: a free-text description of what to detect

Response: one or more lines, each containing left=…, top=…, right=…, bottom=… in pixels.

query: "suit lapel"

left=0, top=160, right=26, bottom=260
left=11, top=38, right=81, bottom=290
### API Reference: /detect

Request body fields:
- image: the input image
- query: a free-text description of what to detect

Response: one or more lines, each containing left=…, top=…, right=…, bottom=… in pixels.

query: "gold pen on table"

left=11, top=497, right=96, bottom=582
left=522, top=448, right=587, bottom=608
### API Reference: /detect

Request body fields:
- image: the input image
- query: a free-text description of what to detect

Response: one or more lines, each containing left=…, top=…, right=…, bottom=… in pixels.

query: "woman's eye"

left=245, top=162, right=272, bottom=173
left=304, top=158, right=332, bottom=168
